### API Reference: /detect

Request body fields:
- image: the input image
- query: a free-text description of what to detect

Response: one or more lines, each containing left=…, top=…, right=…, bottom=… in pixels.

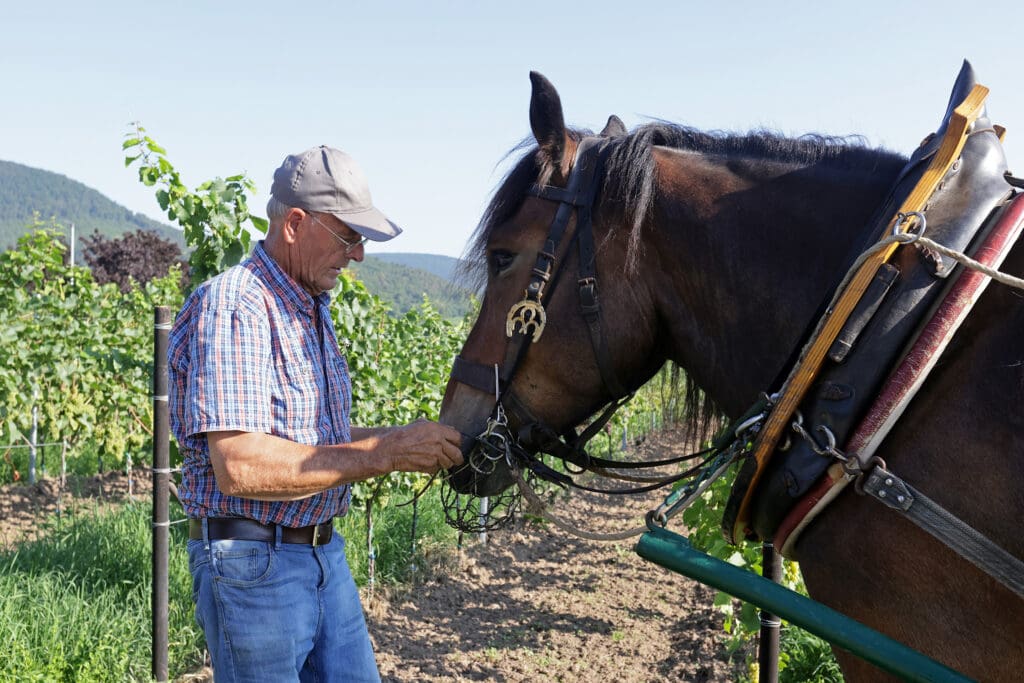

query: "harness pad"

left=725, top=61, right=1014, bottom=543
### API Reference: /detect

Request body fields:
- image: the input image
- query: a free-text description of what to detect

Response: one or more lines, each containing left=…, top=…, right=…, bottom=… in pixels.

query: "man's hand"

left=379, top=419, right=464, bottom=474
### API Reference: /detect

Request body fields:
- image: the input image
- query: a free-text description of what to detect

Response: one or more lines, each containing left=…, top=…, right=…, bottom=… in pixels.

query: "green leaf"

left=249, top=216, right=269, bottom=234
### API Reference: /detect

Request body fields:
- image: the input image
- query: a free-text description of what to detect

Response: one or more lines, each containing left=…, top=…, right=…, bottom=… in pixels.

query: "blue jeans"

left=187, top=526, right=380, bottom=683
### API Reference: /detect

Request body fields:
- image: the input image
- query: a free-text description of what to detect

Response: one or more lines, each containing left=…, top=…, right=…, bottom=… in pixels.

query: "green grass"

left=0, top=501, right=202, bottom=682
left=0, top=477, right=840, bottom=682
left=0, top=485, right=458, bottom=682
left=339, top=484, right=459, bottom=586
left=738, top=625, right=843, bottom=682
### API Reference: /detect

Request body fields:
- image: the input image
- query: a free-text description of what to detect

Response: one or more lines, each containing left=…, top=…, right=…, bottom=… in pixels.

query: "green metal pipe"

left=636, top=527, right=974, bottom=683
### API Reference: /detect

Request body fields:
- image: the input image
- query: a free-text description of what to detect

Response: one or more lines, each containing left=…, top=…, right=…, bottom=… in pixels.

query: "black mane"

left=460, top=122, right=907, bottom=286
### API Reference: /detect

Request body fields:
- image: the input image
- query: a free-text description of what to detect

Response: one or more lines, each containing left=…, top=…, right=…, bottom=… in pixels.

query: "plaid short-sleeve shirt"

left=168, top=242, right=352, bottom=526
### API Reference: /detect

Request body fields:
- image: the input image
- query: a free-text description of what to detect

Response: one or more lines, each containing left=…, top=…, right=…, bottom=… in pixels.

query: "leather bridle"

left=448, top=136, right=709, bottom=492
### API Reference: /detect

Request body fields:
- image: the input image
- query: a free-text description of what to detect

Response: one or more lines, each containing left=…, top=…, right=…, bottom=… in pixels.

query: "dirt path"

left=367, top=487, right=737, bottom=682
left=366, top=427, right=740, bottom=682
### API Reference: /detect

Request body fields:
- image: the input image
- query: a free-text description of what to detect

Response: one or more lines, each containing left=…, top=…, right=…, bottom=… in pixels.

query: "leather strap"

left=775, top=190, right=1024, bottom=557
left=575, top=143, right=628, bottom=400
left=189, top=518, right=334, bottom=546
left=862, top=464, right=1024, bottom=599
left=522, top=137, right=604, bottom=303
left=451, top=356, right=501, bottom=395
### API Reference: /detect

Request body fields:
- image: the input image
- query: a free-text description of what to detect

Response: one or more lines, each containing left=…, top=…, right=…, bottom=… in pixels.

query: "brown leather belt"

left=189, top=518, right=334, bottom=546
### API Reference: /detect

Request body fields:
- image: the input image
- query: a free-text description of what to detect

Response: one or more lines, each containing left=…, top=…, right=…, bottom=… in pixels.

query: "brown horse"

left=439, top=69, right=1024, bottom=680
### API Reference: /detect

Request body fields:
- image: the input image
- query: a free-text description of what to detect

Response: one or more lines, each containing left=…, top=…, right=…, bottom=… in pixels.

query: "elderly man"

left=169, top=146, right=462, bottom=682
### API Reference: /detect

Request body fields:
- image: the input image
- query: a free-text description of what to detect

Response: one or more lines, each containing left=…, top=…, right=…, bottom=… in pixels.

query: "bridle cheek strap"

left=447, top=135, right=630, bottom=474
left=575, top=191, right=628, bottom=400
left=522, top=136, right=629, bottom=400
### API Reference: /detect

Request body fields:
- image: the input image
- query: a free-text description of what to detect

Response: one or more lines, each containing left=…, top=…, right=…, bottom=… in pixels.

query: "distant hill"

left=348, top=256, right=473, bottom=320
left=0, top=160, right=184, bottom=251
left=370, top=252, right=463, bottom=283
left=0, top=159, right=470, bottom=318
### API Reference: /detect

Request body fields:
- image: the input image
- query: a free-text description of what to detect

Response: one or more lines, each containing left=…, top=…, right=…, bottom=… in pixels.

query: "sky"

left=4, top=1, right=1024, bottom=258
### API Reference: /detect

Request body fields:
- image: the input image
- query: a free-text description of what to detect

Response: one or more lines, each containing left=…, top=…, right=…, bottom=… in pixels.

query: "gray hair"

left=266, top=196, right=295, bottom=224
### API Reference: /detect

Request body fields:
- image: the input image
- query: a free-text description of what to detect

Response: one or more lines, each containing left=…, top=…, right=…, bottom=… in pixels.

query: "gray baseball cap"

left=270, top=145, right=402, bottom=241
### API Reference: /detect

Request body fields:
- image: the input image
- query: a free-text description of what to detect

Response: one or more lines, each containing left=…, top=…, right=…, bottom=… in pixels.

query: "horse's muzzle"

left=443, top=431, right=518, bottom=496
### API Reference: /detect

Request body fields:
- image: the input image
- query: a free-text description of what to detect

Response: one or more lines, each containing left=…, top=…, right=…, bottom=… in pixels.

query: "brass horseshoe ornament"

left=506, top=296, right=547, bottom=342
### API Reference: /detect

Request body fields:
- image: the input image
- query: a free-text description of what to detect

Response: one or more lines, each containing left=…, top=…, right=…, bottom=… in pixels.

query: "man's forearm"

left=207, top=430, right=393, bottom=501
left=350, top=425, right=397, bottom=440
left=205, top=421, right=462, bottom=502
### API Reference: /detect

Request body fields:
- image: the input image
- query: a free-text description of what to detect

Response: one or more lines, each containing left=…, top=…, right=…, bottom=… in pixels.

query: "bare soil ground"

left=0, top=430, right=743, bottom=682
left=367, top=486, right=740, bottom=682
left=0, top=466, right=151, bottom=550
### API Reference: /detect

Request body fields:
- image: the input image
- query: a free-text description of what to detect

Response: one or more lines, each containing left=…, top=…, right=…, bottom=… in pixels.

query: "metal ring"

left=734, top=413, right=765, bottom=438
left=469, top=453, right=497, bottom=475
left=892, top=211, right=927, bottom=240
left=791, top=419, right=839, bottom=458
left=813, top=425, right=837, bottom=453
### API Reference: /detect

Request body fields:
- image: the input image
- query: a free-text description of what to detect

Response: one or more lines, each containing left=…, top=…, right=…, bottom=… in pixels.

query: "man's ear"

left=282, top=208, right=305, bottom=244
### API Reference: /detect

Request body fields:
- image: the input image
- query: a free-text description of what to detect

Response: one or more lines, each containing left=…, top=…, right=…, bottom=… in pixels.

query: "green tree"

left=123, top=124, right=267, bottom=290
left=331, top=273, right=464, bottom=505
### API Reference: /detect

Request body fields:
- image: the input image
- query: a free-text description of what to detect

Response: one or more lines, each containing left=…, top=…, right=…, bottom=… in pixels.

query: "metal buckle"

left=311, top=524, right=322, bottom=547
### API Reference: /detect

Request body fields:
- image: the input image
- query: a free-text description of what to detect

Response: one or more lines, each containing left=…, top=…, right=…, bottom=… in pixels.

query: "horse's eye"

left=489, top=250, right=515, bottom=276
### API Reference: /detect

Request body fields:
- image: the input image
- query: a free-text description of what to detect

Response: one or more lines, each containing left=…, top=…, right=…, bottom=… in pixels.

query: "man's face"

left=294, top=211, right=365, bottom=295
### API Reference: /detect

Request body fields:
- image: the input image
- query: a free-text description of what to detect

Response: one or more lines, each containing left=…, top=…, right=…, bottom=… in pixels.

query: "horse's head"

left=440, top=73, right=665, bottom=497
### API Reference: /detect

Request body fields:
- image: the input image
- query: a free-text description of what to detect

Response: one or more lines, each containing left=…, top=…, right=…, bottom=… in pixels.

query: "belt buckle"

left=311, top=524, right=321, bottom=547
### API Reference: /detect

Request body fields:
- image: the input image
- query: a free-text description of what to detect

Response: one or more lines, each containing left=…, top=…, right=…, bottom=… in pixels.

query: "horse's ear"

left=529, top=71, right=570, bottom=178
left=600, top=114, right=627, bottom=138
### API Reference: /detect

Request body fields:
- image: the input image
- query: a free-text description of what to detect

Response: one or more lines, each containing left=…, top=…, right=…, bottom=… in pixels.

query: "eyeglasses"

left=309, top=214, right=368, bottom=255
